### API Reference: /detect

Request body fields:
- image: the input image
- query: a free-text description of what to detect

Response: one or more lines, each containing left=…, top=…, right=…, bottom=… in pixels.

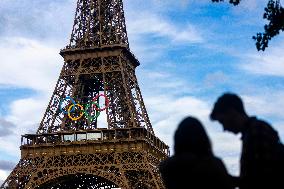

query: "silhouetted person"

left=159, top=116, right=233, bottom=189
left=210, top=93, right=283, bottom=189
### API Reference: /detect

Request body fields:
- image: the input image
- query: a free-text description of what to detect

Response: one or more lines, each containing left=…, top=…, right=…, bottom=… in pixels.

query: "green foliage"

left=212, top=0, right=284, bottom=51
left=253, top=0, right=284, bottom=51
left=211, top=0, right=241, bottom=6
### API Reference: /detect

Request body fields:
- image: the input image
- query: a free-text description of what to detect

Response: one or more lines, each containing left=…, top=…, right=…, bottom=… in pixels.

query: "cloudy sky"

left=1, top=0, right=284, bottom=184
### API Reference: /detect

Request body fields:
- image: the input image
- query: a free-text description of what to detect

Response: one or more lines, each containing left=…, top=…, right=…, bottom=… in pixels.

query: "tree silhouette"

left=212, top=0, right=284, bottom=51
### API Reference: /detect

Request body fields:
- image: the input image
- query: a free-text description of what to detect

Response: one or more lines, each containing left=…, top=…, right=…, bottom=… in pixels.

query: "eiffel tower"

left=1, top=0, right=169, bottom=188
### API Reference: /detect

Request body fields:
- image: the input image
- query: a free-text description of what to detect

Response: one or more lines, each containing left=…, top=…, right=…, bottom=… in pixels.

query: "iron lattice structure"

left=1, top=0, right=169, bottom=188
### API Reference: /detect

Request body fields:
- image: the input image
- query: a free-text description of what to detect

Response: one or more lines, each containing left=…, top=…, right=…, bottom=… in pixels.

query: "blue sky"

left=1, top=0, right=284, bottom=183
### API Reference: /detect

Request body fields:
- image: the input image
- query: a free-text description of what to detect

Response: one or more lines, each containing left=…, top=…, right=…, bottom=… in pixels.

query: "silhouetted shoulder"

left=240, top=116, right=283, bottom=189
left=242, top=117, right=279, bottom=143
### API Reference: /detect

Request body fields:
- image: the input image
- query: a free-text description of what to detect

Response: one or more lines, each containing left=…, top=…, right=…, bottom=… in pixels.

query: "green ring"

left=84, top=101, right=100, bottom=122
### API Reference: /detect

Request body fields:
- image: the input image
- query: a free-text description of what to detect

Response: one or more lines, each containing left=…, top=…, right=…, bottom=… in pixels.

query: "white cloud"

left=127, top=11, right=203, bottom=44
left=0, top=160, right=15, bottom=171
left=0, top=36, right=59, bottom=160
left=243, top=92, right=284, bottom=118
left=145, top=0, right=209, bottom=9
left=0, top=37, right=62, bottom=92
left=7, top=97, right=46, bottom=128
left=0, top=96, right=49, bottom=159
left=0, top=0, right=75, bottom=42
left=232, top=0, right=264, bottom=12
left=0, top=170, right=9, bottom=185
left=204, top=71, right=230, bottom=88
left=0, top=35, right=63, bottom=162
left=0, top=119, right=14, bottom=137
left=138, top=69, right=198, bottom=97
left=241, top=42, right=284, bottom=77
left=129, top=41, right=166, bottom=63
left=180, top=0, right=189, bottom=8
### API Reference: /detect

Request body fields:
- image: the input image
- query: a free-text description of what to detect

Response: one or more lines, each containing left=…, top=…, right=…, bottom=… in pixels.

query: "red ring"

left=92, top=94, right=109, bottom=111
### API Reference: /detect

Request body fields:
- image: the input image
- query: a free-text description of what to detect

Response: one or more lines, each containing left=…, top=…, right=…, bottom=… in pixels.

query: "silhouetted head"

left=174, top=116, right=212, bottom=156
left=210, top=93, right=248, bottom=134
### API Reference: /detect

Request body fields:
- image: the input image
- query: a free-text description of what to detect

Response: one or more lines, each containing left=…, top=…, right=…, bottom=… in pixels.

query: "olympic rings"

left=68, top=104, right=84, bottom=121
left=59, top=94, right=109, bottom=122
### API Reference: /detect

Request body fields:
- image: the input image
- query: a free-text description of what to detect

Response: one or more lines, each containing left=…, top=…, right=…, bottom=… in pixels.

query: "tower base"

left=1, top=128, right=169, bottom=189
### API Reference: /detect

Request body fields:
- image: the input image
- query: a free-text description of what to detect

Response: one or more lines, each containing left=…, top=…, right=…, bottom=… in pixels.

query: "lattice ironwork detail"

left=68, top=0, right=129, bottom=49
left=2, top=150, right=165, bottom=189
left=37, top=49, right=153, bottom=134
left=1, top=0, right=169, bottom=188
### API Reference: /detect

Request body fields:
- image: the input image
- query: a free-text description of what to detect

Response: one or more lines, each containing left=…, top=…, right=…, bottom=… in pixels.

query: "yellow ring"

left=67, top=104, right=84, bottom=121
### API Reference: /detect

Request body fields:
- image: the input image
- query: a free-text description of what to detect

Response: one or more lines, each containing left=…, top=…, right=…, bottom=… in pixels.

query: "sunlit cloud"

left=241, top=41, right=284, bottom=77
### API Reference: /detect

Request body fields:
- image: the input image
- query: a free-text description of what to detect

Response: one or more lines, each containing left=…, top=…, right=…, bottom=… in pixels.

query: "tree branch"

left=253, top=0, right=284, bottom=51
left=211, top=0, right=241, bottom=6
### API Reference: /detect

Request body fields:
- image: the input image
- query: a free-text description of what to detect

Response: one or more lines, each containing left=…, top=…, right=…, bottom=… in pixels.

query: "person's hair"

left=210, top=93, right=246, bottom=120
left=174, top=116, right=213, bottom=156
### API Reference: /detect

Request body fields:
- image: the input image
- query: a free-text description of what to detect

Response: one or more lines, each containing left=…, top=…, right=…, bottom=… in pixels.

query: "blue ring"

left=59, top=96, right=76, bottom=114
